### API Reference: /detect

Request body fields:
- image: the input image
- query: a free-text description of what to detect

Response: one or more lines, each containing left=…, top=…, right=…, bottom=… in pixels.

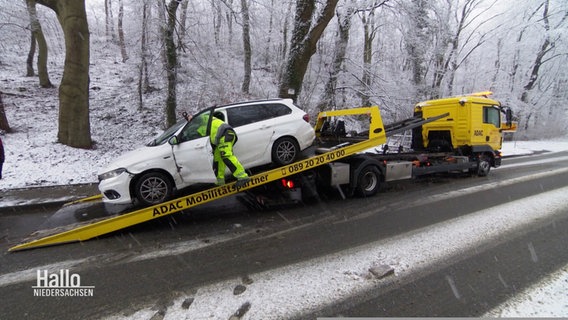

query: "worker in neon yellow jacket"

left=195, top=112, right=250, bottom=188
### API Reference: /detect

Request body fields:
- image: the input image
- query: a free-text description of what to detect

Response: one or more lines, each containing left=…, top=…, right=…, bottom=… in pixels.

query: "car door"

left=225, top=105, right=274, bottom=167
left=170, top=113, right=216, bottom=185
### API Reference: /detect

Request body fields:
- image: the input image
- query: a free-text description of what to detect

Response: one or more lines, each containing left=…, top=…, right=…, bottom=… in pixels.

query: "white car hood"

left=98, top=144, right=172, bottom=175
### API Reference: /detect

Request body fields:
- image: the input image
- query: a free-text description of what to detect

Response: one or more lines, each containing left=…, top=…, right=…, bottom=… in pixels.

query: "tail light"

left=281, top=178, right=295, bottom=189
left=303, top=113, right=310, bottom=123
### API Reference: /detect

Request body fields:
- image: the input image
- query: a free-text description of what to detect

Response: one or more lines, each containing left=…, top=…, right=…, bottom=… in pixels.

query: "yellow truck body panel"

left=414, top=94, right=506, bottom=152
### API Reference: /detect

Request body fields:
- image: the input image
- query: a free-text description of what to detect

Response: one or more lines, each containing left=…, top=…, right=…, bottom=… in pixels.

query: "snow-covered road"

left=103, top=169, right=568, bottom=319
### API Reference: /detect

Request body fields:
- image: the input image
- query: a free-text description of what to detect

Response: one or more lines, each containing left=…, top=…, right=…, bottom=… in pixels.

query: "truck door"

left=482, top=106, right=502, bottom=150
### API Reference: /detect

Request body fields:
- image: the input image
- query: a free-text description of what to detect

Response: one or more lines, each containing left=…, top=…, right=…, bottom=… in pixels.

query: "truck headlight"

left=98, top=168, right=127, bottom=181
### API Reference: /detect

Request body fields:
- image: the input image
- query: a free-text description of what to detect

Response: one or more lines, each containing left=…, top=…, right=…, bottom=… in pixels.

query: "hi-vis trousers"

left=212, top=130, right=248, bottom=184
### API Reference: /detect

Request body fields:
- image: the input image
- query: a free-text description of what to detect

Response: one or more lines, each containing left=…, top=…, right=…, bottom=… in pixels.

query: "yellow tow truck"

left=9, top=92, right=515, bottom=251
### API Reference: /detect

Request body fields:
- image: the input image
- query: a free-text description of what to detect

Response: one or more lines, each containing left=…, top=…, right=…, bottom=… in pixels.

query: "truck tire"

left=355, top=165, right=381, bottom=197
left=476, top=155, right=491, bottom=177
left=134, top=172, right=173, bottom=206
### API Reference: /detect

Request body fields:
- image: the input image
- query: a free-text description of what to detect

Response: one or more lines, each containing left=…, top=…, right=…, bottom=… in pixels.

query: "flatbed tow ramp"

left=9, top=107, right=399, bottom=252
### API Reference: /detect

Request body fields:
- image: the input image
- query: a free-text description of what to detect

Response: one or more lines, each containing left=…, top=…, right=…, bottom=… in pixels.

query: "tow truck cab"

left=411, top=92, right=516, bottom=167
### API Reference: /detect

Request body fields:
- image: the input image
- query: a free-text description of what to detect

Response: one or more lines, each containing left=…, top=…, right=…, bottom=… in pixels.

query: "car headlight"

left=98, top=168, right=127, bottom=181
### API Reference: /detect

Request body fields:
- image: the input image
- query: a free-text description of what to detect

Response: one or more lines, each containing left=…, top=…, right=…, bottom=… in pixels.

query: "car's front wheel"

left=134, top=172, right=173, bottom=206
left=272, top=137, right=300, bottom=166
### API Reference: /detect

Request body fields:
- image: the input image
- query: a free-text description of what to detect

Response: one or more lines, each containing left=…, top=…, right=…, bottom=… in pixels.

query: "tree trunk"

left=263, top=0, right=274, bottom=66
left=37, top=0, right=92, bottom=148
left=280, top=1, right=293, bottom=62
left=240, top=0, right=251, bottom=94
left=104, top=0, right=110, bottom=39
left=178, top=0, right=189, bottom=52
left=165, top=0, right=180, bottom=127
left=212, top=1, right=222, bottom=46
left=317, top=6, right=353, bottom=112
left=404, top=0, right=429, bottom=99
left=0, top=92, right=12, bottom=133
left=360, top=6, right=376, bottom=107
left=278, top=0, right=339, bottom=103
left=26, top=32, right=36, bottom=77
left=225, top=0, right=234, bottom=46
left=117, top=0, right=128, bottom=62
left=138, top=1, right=149, bottom=109
left=26, top=0, right=53, bottom=88
left=521, top=0, right=552, bottom=101
left=106, top=0, right=116, bottom=42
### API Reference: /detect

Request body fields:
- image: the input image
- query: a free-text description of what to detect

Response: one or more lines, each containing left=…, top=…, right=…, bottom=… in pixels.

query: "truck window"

left=483, top=106, right=500, bottom=127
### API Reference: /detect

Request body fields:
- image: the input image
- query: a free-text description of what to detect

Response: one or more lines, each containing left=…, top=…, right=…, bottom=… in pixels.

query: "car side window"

left=226, top=105, right=260, bottom=127
left=226, top=103, right=292, bottom=127
left=261, top=103, right=292, bottom=119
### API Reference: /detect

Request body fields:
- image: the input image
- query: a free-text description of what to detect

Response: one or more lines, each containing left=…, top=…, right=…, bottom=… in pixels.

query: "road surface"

left=1, top=151, right=567, bottom=319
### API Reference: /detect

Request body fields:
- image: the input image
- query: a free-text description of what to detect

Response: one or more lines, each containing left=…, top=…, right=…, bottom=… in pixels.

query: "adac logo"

left=32, top=269, right=94, bottom=297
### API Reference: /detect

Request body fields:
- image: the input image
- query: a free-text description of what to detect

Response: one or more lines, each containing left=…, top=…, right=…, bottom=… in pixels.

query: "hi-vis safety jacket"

left=197, top=115, right=237, bottom=146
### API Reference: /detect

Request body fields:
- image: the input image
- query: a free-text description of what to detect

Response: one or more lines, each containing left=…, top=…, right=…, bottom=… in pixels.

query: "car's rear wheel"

left=272, top=137, right=300, bottom=166
left=134, top=172, right=173, bottom=206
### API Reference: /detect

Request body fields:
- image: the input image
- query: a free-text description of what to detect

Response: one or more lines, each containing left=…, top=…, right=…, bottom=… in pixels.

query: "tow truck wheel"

left=134, top=172, right=173, bottom=206
left=355, top=166, right=381, bottom=197
left=272, top=137, right=300, bottom=166
left=476, top=155, right=491, bottom=177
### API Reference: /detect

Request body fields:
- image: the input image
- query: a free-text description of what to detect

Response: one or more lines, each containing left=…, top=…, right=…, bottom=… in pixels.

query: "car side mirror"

left=168, top=136, right=179, bottom=145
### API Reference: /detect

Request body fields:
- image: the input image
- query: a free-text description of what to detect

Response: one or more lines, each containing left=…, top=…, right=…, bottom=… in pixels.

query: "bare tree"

left=164, top=0, right=181, bottom=127
left=359, top=2, right=385, bottom=107
left=241, top=0, right=251, bottom=94
left=212, top=1, right=223, bottom=46
left=521, top=0, right=555, bottom=103
left=438, top=0, right=500, bottom=96
left=26, top=32, right=36, bottom=77
left=36, top=0, right=92, bottom=148
left=138, top=0, right=150, bottom=109
left=514, top=0, right=566, bottom=130
left=317, top=2, right=355, bottom=111
left=26, top=0, right=53, bottom=88
left=105, top=0, right=116, bottom=42
left=402, top=0, right=430, bottom=100
left=0, top=93, right=11, bottom=133
left=178, top=0, right=190, bottom=51
left=117, top=0, right=128, bottom=62
left=278, top=0, right=339, bottom=102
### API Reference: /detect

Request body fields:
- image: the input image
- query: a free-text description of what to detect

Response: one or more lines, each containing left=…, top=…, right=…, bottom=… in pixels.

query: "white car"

left=98, top=99, right=315, bottom=205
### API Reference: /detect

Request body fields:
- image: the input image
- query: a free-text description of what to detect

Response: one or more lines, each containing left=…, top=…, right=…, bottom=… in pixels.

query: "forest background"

left=0, top=0, right=566, bottom=151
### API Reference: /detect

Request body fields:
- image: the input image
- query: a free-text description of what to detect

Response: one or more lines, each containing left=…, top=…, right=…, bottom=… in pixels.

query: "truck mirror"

left=505, top=108, right=513, bottom=127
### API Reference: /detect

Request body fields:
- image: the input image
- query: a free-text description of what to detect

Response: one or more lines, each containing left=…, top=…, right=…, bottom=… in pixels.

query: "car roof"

left=217, top=98, right=293, bottom=109
left=193, top=98, right=297, bottom=116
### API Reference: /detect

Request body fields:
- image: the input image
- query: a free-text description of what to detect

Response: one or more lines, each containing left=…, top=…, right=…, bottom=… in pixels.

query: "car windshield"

left=146, top=120, right=186, bottom=146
